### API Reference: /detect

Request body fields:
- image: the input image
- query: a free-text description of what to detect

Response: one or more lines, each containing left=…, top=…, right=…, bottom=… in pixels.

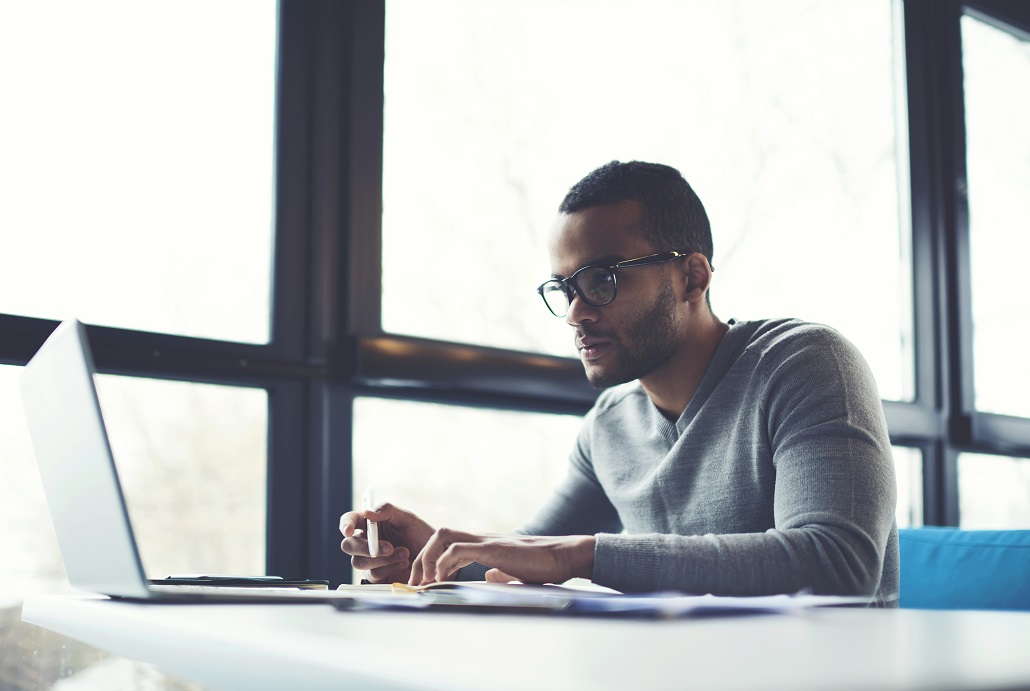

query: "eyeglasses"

left=537, top=250, right=699, bottom=318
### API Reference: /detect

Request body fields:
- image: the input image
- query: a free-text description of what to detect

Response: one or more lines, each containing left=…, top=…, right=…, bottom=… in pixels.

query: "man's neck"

left=639, top=315, right=729, bottom=421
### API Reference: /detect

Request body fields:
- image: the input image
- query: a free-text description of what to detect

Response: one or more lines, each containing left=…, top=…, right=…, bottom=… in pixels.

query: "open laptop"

left=20, top=319, right=356, bottom=603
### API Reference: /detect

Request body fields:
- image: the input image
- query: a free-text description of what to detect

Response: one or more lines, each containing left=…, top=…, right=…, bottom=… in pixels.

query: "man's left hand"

left=408, top=529, right=596, bottom=586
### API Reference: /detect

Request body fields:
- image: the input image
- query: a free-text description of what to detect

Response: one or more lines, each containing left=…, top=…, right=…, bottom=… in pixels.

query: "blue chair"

left=899, top=527, right=1030, bottom=611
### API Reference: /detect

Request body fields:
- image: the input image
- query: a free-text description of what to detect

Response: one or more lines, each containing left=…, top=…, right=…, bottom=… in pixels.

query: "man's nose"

left=565, top=291, right=599, bottom=327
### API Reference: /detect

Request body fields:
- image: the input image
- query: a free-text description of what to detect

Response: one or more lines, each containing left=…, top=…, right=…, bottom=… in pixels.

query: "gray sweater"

left=521, top=318, right=899, bottom=605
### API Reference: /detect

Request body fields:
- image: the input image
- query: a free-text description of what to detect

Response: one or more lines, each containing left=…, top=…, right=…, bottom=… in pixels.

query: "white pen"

left=363, top=486, right=380, bottom=558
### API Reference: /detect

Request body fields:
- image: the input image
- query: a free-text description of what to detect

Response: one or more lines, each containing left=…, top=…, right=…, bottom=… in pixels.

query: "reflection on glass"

left=962, top=15, right=1030, bottom=418
left=893, top=446, right=923, bottom=528
left=959, top=453, right=1030, bottom=529
left=0, top=1, right=277, bottom=343
left=353, top=398, right=582, bottom=537
left=381, top=0, right=912, bottom=401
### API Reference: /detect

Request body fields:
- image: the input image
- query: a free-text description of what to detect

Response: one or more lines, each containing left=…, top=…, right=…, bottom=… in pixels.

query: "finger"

left=408, top=548, right=425, bottom=586
left=340, top=532, right=374, bottom=557
left=429, top=531, right=484, bottom=583
left=339, top=511, right=364, bottom=537
left=342, top=503, right=404, bottom=536
left=363, top=501, right=406, bottom=523
left=433, top=542, right=480, bottom=583
left=485, top=568, right=519, bottom=584
left=341, top=531, right=396, bottom=558
left=350, top=545, right=406, bottom=572
left=413, top=528, right=460, bottom=585
left=368, top=557, right=411, bottom=583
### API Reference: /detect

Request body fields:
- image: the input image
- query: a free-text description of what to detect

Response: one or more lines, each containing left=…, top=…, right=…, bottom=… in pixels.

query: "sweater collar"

left=672, top=318, right=756, bottom=435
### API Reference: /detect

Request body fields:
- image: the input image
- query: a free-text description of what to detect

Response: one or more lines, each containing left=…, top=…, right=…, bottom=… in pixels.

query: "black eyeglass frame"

left=536, top=249, right=707, bottom=318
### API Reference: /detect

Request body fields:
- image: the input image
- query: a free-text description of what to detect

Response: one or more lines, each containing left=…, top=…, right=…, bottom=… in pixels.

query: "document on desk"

left=331, top=581, right=872, bottom=618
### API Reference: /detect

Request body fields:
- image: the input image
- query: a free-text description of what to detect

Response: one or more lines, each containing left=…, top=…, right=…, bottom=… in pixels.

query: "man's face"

left=547, top=201, right=681, bottom=388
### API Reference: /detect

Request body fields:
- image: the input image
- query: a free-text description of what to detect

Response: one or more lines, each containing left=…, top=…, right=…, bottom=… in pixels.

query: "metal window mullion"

left=902, top=0, right=969, bottom=524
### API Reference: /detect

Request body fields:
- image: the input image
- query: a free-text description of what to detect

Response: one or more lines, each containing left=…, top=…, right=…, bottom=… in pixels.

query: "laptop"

left=21, top=321, right=625, bottom=613
left=20, top=319, right=357, bottom=603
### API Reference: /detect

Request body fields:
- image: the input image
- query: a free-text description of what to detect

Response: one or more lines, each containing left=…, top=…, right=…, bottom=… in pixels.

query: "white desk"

left=21, top=595, right=1030, bottom=691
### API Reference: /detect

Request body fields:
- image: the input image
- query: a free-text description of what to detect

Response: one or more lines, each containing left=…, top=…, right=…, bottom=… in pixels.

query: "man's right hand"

left=339, top=503, right=436, bottom=584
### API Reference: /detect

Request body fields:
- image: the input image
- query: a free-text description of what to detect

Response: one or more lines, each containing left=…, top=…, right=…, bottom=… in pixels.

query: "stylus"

left=363, top=487, right=380, bottom=558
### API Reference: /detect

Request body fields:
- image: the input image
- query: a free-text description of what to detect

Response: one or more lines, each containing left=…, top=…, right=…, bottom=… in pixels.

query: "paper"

left=332, top=581, right=872, bottom=617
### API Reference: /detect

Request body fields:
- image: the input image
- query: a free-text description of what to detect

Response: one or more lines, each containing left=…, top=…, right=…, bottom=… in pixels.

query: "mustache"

left=575, top=329, right=618, bottom=343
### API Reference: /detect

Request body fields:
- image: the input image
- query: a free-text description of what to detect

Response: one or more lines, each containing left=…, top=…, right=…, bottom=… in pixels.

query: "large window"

left=96, top=376, right=268, bottom=577
left=351, top=397, right=583, bottom=585
left=381, top=0, right=913, bottom=402
left=959, top=453, right=1030, bottom=528
left=962, top=13, right=1030, bottom=419
left=0, top=369, right=266, bottom=590
left=0, top=367, right=266, bottom=686
left=0, top=367, right=62, bottom=594
left=0, top=1, right=278, bottom=686
left=893, top=446, right=924, bottom=528
left=0, top=1, right=277, bottom=344
left=949, top=7, right=1030, bottom=527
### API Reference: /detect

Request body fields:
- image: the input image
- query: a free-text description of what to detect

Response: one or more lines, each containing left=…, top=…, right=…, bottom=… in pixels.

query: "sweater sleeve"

left=591, top=328, right=898, bottom=602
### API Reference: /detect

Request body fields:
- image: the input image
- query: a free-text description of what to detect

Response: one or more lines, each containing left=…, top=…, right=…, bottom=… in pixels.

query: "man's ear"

left=682, top=253, right=713, bottom=305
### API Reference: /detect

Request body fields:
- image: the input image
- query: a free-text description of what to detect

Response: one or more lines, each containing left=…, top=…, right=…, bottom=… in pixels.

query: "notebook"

left=19, top=319, right=356, bottom=604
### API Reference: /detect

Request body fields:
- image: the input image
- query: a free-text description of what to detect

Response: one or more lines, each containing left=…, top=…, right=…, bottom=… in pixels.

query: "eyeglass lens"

left=577, top=267, right=616, bottom=304
left=541, top=267, right=616, bottom=316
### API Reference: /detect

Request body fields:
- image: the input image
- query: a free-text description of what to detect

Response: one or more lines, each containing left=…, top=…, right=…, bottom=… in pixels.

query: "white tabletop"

left=21, top=595, right=1030, bottom=691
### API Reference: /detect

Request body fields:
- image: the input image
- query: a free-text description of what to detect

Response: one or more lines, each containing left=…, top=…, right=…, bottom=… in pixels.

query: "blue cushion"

left=899, top=528, right=1030, bottom=611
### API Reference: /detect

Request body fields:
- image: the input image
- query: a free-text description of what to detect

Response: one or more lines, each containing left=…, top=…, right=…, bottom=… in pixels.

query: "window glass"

left=958, top=453, right=1030, bottom=529
left=352, top=397, right=582, bottom=542
left=893, top=446, right=923, bottom=528
left=94, top=375, right=268, bottom=577
left=961, top=14, right=1030, bottom=418
left=1, top=366, right=253, bottom=686
left=381, top=0, right=912, bottom=401
left=0, top=1, right=277, bottom=344
left=0, top=366, right=64, bottom=594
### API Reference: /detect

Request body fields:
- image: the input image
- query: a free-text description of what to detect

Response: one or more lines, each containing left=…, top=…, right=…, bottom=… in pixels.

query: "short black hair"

left=559, top=160, right=713, bottom=268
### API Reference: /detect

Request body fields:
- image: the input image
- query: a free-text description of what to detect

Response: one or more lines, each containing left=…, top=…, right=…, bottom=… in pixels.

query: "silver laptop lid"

left=20, top=319, right=150, bottom=598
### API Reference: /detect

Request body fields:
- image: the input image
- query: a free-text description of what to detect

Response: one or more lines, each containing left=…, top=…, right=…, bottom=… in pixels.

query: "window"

left=0, top=1, right=278, bottom=343
left=0, top=366, right=263, bottom=686
left=962, top=13, right=1030, bottom=418
left=0, top=3, right=279, bottom=684
left=381, top=0, right=913, bottom=402
left=353, top=397, right=582, bottom=537
left=893, top=446, right=924, bottom=528
left=959, top=453, right=1030, bottom=528
left=96, top=376, right=268, bottom=576
left=0, top=366, right=63, bottom=593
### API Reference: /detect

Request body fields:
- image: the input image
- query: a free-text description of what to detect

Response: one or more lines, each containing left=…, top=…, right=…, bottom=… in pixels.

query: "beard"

left=582, top=279, right=679, bottom=389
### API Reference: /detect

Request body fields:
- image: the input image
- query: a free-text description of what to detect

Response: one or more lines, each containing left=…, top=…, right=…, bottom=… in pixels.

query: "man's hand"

left=408, top=530, right=596, bottom=586
left=339, top=503, right=436, bottom=584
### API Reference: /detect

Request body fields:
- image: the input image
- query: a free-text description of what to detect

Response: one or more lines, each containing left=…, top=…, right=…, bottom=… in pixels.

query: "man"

left=340, top=160, right=899, bottom=605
